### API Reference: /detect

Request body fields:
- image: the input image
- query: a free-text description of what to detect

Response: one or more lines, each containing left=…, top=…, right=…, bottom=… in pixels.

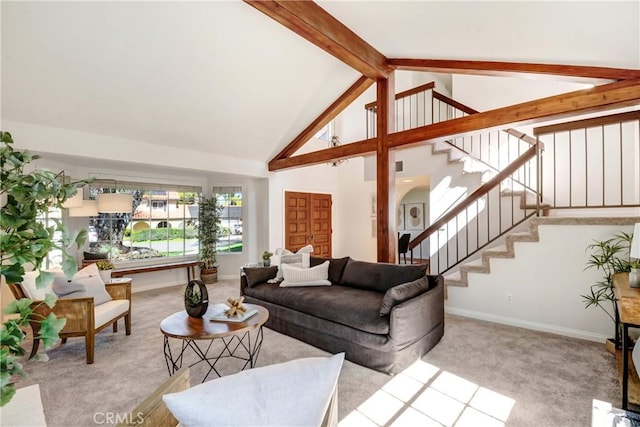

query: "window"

left=213, top=186, right=242, bottom=253
left=313, top=121, right=334, bottom=142
left=85, top=181, right=201, bottom=263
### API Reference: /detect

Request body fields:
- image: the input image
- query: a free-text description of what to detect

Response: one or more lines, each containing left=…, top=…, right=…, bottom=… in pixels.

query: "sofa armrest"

left=240, top=271, right=249, bottom=296
left=106, top=281, right=132, bottom=301
left=389, top=275, right=444, bottom=346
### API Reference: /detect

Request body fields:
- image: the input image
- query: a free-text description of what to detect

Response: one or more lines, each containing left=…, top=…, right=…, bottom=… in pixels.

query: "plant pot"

left=200, top=267, right=218, bottom=284
left=630, top=268, right=640, bottom=288
left=262, top=259, right=271, bottom=267
left=184, top=280, right=209, bottom=318
left=98, top=269, right=112, bottom=283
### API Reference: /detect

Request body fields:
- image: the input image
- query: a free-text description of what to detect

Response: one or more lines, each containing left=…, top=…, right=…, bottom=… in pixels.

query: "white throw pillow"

left=163, top=353, right=344, bottom=427
left=20, top=271, right=54, bottom=300
left=280, top=261, right=331, bottom=287
left=56, top=263, right=112, bottom=306
left=274, top=252, right=311, bottom=280
left=296, top=244, right=314, bottom=254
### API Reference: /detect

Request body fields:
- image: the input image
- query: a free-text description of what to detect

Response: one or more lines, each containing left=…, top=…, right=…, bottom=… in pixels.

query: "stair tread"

left=484, top=244, right=507, bottom=253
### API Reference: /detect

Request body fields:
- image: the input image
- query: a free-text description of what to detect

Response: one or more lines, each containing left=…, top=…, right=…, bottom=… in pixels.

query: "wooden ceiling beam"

left=270, top=75, right=374, bottom=164
left=269, top=138, right=377, bottom=171
left=244, top=0, right=389, bottom=79
left=389, top=78, right=640, bottom=149
left=270, top=79, right=640, bottom=171
left=388, top=59, right=640, bottom=82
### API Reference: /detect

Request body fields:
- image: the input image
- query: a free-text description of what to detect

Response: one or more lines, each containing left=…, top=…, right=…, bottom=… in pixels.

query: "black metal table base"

left=163, top=327, right=264, bottom=382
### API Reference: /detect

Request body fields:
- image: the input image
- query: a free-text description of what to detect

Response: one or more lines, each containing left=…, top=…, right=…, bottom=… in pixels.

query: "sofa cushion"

left=310, top=256, right=350, bottom=284
left=243, top=266, right=278, bottom=288
left=245, top=283, right=388, bottom=335
left=380, top=276, right=432, bottom=316
left=340, top=260, right=428, bottom=294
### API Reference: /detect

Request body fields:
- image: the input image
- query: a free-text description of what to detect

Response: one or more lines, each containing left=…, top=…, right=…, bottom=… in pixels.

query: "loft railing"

left=365, top=84, right=535, bottom=174
left=534, top=110, right=640, bottom=210
left=408, top=145, right=540, bottom=274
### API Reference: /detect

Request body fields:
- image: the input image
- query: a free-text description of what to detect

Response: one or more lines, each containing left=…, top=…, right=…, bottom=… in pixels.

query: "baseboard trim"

left=445, top=306, right=610, bottom=343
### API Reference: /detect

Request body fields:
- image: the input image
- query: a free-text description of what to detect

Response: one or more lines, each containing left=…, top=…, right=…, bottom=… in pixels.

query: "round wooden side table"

left=160, top=303, right=269, bottom=382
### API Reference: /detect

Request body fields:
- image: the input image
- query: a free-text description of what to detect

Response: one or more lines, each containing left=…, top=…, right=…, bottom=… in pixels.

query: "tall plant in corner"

left=0, top=132, right=91, bottom=406
left=583, top=231, right=633, bottom=338
left=197, top=195, right=222, bottom=284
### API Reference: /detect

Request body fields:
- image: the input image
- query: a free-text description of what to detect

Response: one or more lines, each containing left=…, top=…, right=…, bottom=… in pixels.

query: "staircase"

left=367, top=84, right=640, bottom=291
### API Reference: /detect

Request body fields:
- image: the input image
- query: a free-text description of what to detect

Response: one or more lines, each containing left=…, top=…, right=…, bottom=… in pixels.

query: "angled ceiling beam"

left=269, top=75, right=374, bottom=166
left=269, top=78, right=640, bottom=171
left=269, top=138, right=377, bottom=171
left=388, top=59, right=640, bottom=82
left=389, top=78, right=640, bottom=148
left=244, top=0, right=389, bottom=79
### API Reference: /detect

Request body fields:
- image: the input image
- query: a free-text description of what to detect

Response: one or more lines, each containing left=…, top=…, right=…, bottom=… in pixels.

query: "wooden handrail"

left=433, top=91, right=478, bottom=115
left=408, top=145, right=537, bottom=250
left=534, top=110, right=640, bottom=135
left=364, top=82, right=435, bottom=110
left=433, top=91, right=538, bottom=146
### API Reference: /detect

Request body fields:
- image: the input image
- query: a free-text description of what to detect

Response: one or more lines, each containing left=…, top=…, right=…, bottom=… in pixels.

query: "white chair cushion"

left=163, top=353, right=344, bottom=427
left=94, top=300, right=129, bottom=328
left=20, top=270, right=54, bottom=300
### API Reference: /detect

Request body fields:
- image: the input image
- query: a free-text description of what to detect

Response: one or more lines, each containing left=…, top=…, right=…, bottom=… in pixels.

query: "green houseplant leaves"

left=0, top=131, right=91, bottom=406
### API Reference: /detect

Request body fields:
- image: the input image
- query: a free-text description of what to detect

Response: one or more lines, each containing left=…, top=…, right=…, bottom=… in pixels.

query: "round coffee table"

left=160, top=304, right=269, bottom=382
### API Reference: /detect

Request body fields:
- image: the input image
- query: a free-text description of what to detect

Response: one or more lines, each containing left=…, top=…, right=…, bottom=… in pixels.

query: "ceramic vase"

left=630, top=268, right=640, bottom=288
left=185, top=279, right=209, bottom=318
left=98, top=269, right=112, bottom=283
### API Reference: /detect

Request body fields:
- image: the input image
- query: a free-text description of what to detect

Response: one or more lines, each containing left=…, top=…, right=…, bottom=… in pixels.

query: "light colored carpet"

left=8, top=279, right=620, bottom=426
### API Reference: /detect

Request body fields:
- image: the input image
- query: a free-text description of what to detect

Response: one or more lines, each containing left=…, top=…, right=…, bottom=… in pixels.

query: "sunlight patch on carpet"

left=338, top=360, right=515, bottom=427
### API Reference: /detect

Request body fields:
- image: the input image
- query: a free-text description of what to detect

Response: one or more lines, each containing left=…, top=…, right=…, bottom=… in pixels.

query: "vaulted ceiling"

left=2, top=1, right=639, bottom=167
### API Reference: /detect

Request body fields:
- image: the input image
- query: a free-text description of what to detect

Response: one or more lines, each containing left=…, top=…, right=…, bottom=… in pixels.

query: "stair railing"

left=534, top=110, right=640, bottom=210
left=366, top=84, right=536, bottom=175
left=408, top=145, right=541, bottom=274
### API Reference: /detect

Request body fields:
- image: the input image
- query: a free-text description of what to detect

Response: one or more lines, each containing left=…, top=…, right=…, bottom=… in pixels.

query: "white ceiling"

left=2, top=1, right=639, bottom=166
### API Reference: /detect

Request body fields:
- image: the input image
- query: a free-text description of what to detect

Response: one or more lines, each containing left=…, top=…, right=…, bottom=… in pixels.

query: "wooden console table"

left=613, top=272, right=640, bottom=410
left=111, top=260, right=199, bottom=282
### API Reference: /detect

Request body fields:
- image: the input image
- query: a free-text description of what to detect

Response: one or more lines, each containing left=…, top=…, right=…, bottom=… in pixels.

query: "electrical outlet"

left=506, top=294, right=513, bottom=304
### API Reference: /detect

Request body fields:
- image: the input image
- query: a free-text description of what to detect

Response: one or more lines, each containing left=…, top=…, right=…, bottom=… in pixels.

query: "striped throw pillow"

left=280, top=261, right=330, bottom=287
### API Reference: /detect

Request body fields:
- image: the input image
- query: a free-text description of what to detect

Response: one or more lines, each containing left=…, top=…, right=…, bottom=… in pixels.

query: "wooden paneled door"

left=285, top=191, right=332, bottom=257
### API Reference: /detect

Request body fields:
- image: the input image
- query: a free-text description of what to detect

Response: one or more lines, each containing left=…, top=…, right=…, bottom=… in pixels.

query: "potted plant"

left=95, top=260, right=114, bottom=282
left=198, top=195, right=222, bottom=284
left=583, top=231, right=633, bottom=352
left=262, top=251, right=273, bottom=267
left=0, top=131, right=91, bottom=406
left=183, top=279, right=209, bottom=318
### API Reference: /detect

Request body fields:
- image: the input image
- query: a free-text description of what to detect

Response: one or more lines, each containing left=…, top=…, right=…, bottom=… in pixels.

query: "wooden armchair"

left=7, top=280, right=132, bottom=364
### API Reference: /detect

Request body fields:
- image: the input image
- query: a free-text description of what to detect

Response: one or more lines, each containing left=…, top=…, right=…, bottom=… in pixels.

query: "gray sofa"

left=241, top=256, right=444, bottom=374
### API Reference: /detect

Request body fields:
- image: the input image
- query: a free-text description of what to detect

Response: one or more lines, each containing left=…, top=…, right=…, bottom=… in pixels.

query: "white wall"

left=447, top=223, right=637, bottom=342
left=452, top=75, right=591, bottom=112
